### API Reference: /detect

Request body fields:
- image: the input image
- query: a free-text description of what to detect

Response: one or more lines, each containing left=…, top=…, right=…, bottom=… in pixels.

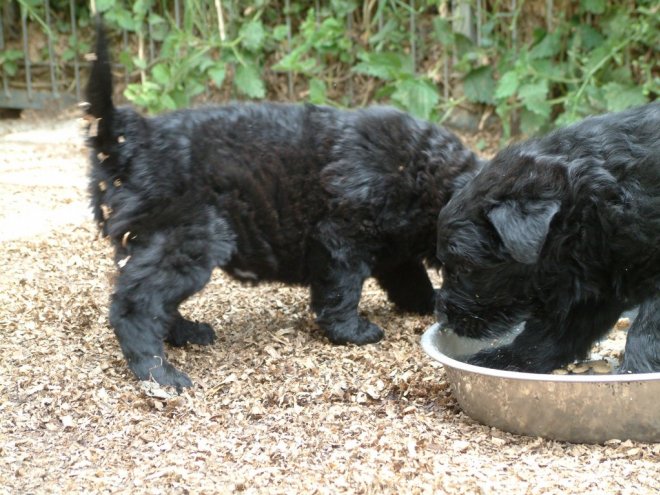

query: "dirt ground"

left=0, top=110, right=658, bottom=495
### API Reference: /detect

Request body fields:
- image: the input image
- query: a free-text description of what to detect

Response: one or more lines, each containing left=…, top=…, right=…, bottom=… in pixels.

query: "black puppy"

left=84, top=24, right=479, bottom=388
left=435, top=103, right=660, bottom=373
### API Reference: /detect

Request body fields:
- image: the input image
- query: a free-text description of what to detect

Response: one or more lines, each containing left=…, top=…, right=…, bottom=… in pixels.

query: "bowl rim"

left=422, top=323, right=660, bottom=383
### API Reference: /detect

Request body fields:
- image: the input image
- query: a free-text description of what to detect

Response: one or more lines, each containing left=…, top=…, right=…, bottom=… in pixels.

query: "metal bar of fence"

left=511, top=0, right=518, bottom=53
left=122, top=29, right=129, bottom=88
left=476, top=0, right=482, bottom=46
left=45, top=0, right=60, bottom=97
left=377, top=0, right=383, bottom=31
left=20, top=3, right=33, bottom=101
left=69, top=0, right=80, bottom=101
left=315, top=0, right=321, bottom=89
left=285, top=0, right=293, bottom=99
left=346, top=11, right=353, bottom=105
left=174, top=0, right=181, bottom=28
left=0, top=10, right=9, bottom=98
left=148, top=14, right=155, bottom=61
left=409, top=0, right=416, bottom=73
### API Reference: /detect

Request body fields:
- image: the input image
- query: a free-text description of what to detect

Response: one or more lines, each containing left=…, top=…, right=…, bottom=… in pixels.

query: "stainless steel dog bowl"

left=421, top=323, right=660, bottom=443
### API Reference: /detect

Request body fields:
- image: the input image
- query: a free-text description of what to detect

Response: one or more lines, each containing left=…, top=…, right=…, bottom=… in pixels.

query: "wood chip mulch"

left=1, top=113, right=658, bottom=495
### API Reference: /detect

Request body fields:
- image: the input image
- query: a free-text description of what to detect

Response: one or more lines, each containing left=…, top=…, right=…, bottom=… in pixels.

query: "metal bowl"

left=421, top=323, right=660, bottom=443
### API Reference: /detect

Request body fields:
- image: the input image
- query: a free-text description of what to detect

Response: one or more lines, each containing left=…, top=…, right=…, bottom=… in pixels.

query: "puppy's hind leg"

left=620, top=296, right=660, bottom=373
left=373, top=260, right=435, bottom=315
left=110, top=232, right=217, bottom=389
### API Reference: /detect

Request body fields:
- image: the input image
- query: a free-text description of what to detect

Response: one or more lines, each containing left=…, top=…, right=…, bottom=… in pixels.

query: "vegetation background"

left=2, top=0, right=658, bottom=140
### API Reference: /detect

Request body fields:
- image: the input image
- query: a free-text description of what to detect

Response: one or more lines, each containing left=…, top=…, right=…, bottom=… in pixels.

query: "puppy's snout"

left=435, top=292, right=449, bottom=326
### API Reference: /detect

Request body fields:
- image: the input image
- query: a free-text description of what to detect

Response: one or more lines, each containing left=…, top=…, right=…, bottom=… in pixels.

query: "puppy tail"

left=85, top=17, right=115, bottom=148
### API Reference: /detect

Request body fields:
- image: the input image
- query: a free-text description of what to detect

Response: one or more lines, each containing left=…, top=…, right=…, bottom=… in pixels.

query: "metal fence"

left=1, top=0, right=79, bottom=109
left=0, top=0, right=554, bottom=112
left=0, top=0, right=166, bottom=110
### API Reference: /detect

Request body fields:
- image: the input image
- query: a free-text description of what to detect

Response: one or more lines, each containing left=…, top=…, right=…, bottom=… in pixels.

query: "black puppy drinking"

left=85, top=24, right=479, bottom=388
left=435, top=103, right=660, bottom=373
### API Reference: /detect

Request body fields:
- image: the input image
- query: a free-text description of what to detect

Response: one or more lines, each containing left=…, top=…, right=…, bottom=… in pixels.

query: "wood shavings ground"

left=1, top=112, right=658, bottom=494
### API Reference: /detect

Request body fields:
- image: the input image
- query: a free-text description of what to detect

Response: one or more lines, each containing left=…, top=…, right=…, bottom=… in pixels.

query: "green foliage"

left=353, top=51, right=440, bottom=119
left=2, top=1, right=657, bottom=134
left=0, top=50, right=23, bottom=77
left=488, top=2, right=658, bottom=136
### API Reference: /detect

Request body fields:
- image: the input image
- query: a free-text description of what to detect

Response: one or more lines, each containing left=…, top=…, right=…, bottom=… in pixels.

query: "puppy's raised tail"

left=85, top=18, right=115, bottom=149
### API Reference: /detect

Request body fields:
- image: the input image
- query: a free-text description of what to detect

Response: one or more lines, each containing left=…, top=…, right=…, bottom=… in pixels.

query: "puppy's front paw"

left=166, top=318, right=216, bottom=347
left=129, top=356, right=193, bottom=391
left=354, top=318, right=385, bottom=344
left=468, top=347, right=533, bottom=372
left=324, top=318, right=384, bottom=345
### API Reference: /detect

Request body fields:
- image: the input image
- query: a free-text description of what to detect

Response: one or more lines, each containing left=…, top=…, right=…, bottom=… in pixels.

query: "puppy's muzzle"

left=435, top=292, right=449, bottom=326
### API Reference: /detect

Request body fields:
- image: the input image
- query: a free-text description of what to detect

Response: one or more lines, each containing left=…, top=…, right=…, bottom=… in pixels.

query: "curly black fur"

left=435, top=102, right=660, bottom=373
left=85, top=22, right=480, bottom=388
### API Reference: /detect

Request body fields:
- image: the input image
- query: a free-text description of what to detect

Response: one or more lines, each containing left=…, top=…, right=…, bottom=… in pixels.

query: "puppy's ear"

left=487, top=199, right=560, bottom=264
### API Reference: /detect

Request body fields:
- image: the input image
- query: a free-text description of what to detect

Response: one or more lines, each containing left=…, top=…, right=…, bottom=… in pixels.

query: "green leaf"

left=208, top=64, right=226, bottom=87
left=432, top=18, right=454, bottom=46
left=368, top=19, right=405, bottom=49
left=518, top=80, right=551, bottom=117
left=576, top=25, right=605, bottom=51
left=273, top=47, right=317, bottom=74
left=580, top=0, right=606, bottom=14
left=272, top=25, right=289, bottom=42
left=124, top=81, right=163, bottom=113
left=519, top=108, right=548, bottom=136
left=170, top=90, right=189, bottom=109
left=518, top=80, right=549, bottom=102
left=602, top=10, right=632, bottom=39
left=554, top=110, right=582, bottom=127
left=234, top=63, right=266, bottom=99
left=495, top=71, right=519, bottom=100
left=95, top=0, right=116, bottom=13
left=330, top=0, right=358, bottom=17
left=133, top=0, right=154, bottom=17
left=187, top=80, right=206, bottom=98
left=529, top=58, right=560, bottom=80
left=602, top=82, right=648, bottom=112
left=391, top=78, right=439, bottom=120
left=529, top=31, right=561, bottom=59
left=195, top=55, right=215, bottom=74
left=309, top=78, right=326, bottom=104
left=111, top=9, right=138, bottom=31
left=132, top=56, right=148, bottom=71
left=352, top=52, right=410, bottom=81
left=118, top=50, right=134, bottom=70
left=523, top=98, right=552, bottom=118
left=3, top=61, right=17, bottom=77
left=582, top=45, right=610, bottom=75
left=160, top=93, right=177, bottom=111
left=148, top=13, right=169, bottom=42
left=463, top=66, right=495, bottom=104
left=1, top=49, right=23, bottom=61
left=240, top=20, right=266, bottom=53
left=151, top=63, right=170, bottom=86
